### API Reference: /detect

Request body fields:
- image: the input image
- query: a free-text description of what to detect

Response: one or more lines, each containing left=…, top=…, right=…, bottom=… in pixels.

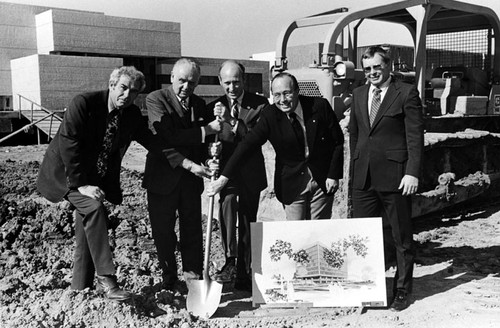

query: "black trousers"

left=147, top=175, right=203, bottom=285
left=351, top=187, right=415, bottom=294
left=66, top=190, right=115, bottom=290
left=219, top=179, right=260, bottom=280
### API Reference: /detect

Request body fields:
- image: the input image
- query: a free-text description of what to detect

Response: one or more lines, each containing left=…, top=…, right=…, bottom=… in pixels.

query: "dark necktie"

left=231, top=100, right=239, bottom=119
left=96, top=110, right=120, bottom=177
left=369, top=88, right=382, bottom=127
left=289, top=112, right=305, bottom=155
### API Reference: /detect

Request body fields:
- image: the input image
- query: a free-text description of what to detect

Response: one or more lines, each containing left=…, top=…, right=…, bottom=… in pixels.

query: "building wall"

left=0, top=2, right=51, bottom=97
left=2, top=2, right=269, bottom=114
left=35, top=9, right=181, bottom=58
left=11, top=55, right=122, bottom=111
left=0, top=1, right=181, bottom=108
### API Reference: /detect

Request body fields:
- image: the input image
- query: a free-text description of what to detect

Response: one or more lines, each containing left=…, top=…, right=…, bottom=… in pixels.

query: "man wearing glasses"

left=349, top=46, right=424, bottom=311
left=208, top=72, right=344, bottom=221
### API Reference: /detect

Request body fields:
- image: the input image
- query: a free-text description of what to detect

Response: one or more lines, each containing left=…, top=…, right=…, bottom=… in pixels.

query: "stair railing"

left=0, top=95, right=65, bottom=145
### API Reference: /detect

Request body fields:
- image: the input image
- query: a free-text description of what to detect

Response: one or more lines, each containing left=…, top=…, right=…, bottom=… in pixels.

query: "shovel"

left=186, top=136, right=223, bottom=318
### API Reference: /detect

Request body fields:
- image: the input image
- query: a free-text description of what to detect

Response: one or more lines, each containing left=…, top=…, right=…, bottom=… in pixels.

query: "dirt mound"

left=1, top=147, right=499, bottom=328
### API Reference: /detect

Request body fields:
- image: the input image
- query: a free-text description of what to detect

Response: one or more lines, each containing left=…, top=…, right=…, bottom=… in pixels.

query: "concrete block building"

left=0, top=1, right=269, bottom=142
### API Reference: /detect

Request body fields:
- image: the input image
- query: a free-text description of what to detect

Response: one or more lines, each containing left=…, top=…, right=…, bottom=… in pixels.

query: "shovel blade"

left=186, top=279, right=223, bottom=318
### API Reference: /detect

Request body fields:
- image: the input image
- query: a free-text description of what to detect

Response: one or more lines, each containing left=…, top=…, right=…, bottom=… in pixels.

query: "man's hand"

left=399, top=175, right=419, bottom=196
left=213, top=102, right=231, bottom=122
left=78, top=185, right=105, bottom=201
left=206, top=158, right=219, bottom=175
left=208, top=141, right=222, bottom=158
left=190, top=163, right=213, bottom=179
left=207, top=175, right=229, bottom=196
left=204, top=119, right=223, bottom=135
left=325, top=178, right=339, bottom=195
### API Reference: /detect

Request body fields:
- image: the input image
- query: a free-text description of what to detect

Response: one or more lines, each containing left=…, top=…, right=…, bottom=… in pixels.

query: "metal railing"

left=0, top=95, right=65, bottom=145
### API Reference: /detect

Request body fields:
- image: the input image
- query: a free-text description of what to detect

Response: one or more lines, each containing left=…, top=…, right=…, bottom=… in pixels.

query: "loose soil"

left=0, top=143, right=499, bottom=328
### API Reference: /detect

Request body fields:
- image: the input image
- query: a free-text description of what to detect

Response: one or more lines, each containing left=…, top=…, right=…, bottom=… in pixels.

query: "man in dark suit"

left=349, top=46, right=424, bottom=311
left=142, top=58, right=222, bottom=291
left=208, top=72, right=344, bottom=222
left=206, top=60, right=268, bottom=291
left=37, top=66, right=158, bottom=301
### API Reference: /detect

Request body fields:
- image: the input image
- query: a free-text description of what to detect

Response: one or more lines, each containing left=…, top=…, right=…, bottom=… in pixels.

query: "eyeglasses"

left=363, top=64, right=384, bottom=74
left=272, top=91, right=295, bottom=101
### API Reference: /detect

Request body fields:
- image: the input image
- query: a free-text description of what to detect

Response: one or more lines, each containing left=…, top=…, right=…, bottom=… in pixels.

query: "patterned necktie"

left=369, top=88, right=382, bottom=127
left=96, top=110, right=120, bottom=177
left=289, top=112, right=305, bottom=155
left=231, top=100, right=239, bottom=119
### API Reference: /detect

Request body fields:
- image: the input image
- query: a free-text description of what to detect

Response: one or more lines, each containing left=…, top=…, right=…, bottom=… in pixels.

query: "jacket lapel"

left=301, top=96, right=317, bottom=153
left=359, top=85, right=371, bottom=130
left=239, top=94, right=251, bottom=122
left=97, top=90, right=110, bottom=141
left=166, top=87, right=190, bottom=128
left=370, top=80, right=400, bottom=130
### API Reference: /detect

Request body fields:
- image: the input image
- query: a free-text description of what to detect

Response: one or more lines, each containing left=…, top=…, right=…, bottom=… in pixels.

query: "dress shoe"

left=213, top=262, right=237, bottom=283
left=390, top=289, right=410, bottom=311
left=234, top=278, right=252, bottom=292
left=96, top=275, right=132, bottom=301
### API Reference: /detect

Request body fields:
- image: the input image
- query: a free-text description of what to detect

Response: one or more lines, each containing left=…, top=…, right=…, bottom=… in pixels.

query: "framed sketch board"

left=250, top=218, right=386, bottom=308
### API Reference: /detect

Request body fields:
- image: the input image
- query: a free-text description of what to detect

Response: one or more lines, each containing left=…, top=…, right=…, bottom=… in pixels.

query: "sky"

left=3, top=0, right=498, bottom=61
left=3, top=0, right=412, bottom=60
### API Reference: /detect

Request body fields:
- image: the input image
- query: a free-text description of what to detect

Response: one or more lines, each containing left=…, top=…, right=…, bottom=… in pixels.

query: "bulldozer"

left=273, top=0, right=500, bottom=218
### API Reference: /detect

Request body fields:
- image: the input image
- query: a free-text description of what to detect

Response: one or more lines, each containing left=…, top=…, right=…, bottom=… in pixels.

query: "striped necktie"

left=180, top=99, right=189, bottom=113
left=231, top=100, right=239, bottom=119
left=369, top=88, right=382, bottom=127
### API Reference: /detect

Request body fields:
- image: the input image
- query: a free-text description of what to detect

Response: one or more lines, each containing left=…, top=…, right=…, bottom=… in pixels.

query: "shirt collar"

left=370, top=76, right=391, bottom=93
left=107, top=101, right=120, bottom=116
left=288, top=100, right=304, bottom=121
left=228, top=91, right=244, bottom=107
left=176, top=95, right=189, bottom=107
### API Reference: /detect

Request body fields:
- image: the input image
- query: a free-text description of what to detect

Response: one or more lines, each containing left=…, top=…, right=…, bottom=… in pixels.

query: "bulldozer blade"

left=186, top=278, right=223, bottom=318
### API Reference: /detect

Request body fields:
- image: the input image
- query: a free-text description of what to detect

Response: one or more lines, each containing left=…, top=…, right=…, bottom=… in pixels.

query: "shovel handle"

left=203, top=132, right=219, bottom=279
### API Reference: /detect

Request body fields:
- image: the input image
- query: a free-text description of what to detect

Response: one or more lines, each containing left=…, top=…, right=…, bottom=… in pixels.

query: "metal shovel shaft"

left=203, top=184, right=216, bottom=280
left=186, top=134, right=222, bottom=318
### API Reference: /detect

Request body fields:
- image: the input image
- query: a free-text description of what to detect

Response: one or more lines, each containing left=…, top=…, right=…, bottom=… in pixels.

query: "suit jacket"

left=349, top=79, right=424, bottom=192
left=142, top=86, right=209, bottom=195
left=222, top=95, right=344, bottom=205
left=37, top=90, right=158, bottom=205
left=206, top=92, right=268, bottom=193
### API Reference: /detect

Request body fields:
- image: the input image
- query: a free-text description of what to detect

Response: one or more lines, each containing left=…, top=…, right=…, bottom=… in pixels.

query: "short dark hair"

left=361, top=46, right=391, bottom=67
left=271, top=72, right=300, bottom=92
left=109, top=66, right=146, bottom=92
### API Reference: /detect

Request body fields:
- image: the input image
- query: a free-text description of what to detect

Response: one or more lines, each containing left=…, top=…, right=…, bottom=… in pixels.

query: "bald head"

left=219, top=60, right=245, bottom=100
